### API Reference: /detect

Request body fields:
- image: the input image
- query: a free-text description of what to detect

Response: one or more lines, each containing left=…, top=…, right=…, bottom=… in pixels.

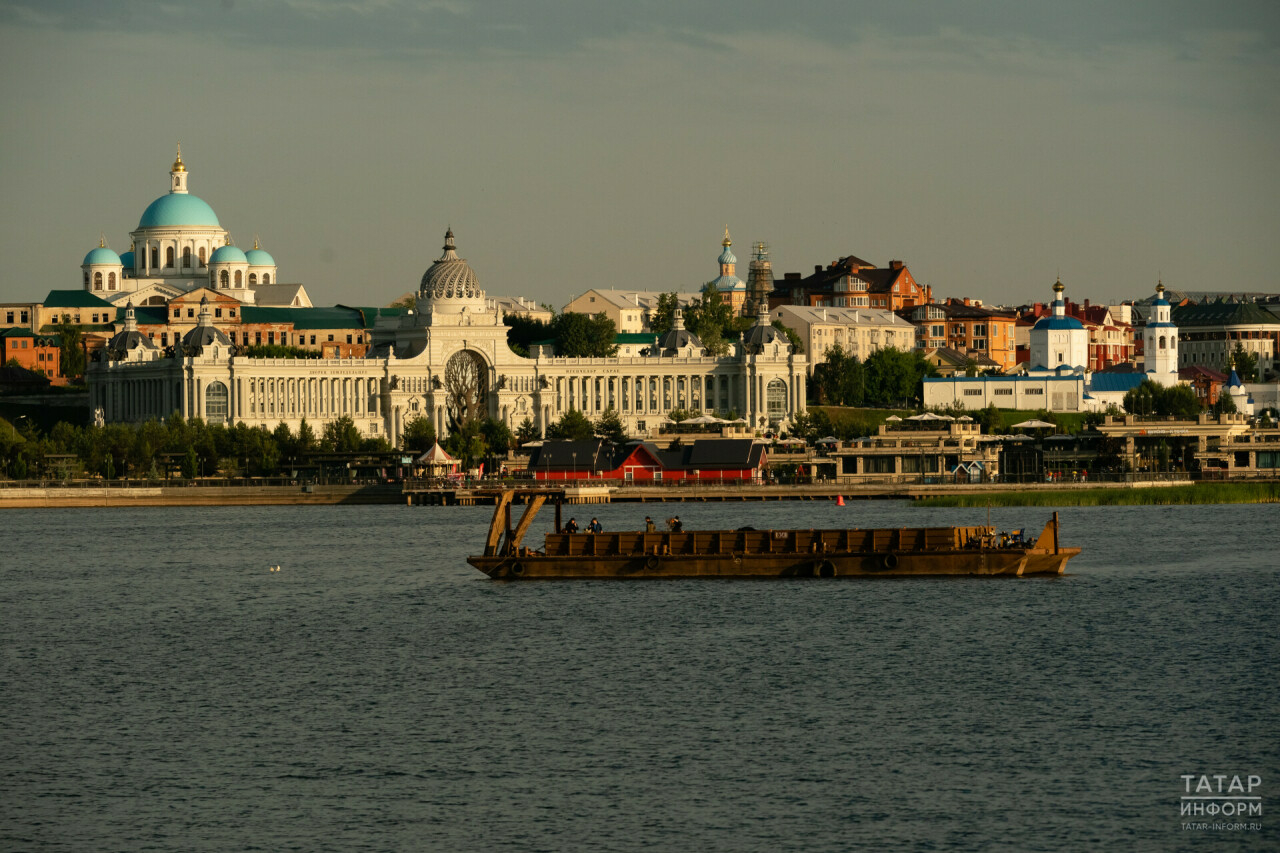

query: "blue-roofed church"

left=1028, top=279, right=1089, bottom=373
left=1142, top=281, right=1179, bottom=385
left=79, top=147, right=299, bottom=308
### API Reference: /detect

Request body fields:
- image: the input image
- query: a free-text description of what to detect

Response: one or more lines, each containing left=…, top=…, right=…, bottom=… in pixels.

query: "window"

left=94, top=272, right=102, bottom=290
left=346, top=334, right=352, bottom=344
left=263, top=274, right=270, bottom=284
left=220, top=270, right=229, bottom=288
left=187, top=309, right=195, bottom=318
left=205, top=381, right=229, bottom=423
left=963, top=388, right=982, bottom=396
left=248, top=273, right=257, bottom=286
left=183, top=247, right=192, bottom=267
left=994, top=388, right=1013, bottom=396
left=328, top=335, right=334, bottom=342
left=766, top=378, right=787, bottom=422
left=255, top=332, right=262, bottom=345
left=173, top=308, right=180, bottom=318
left=161, top=333, right=168, bottom=345
left=4, top=312, right=11, bottom=323
left=165, top=247, right=175, bottom=268
left=91, top=314, right=98, bottom=323
left=268, top=332, right=276, bottom=345
left=229, top=308, right=236, bottom=318
left=215, top=308, right=222, bottom=318
left=234, top=270, right=242, bottom=287
left=108, top=272, right=116, bottom=290
left=83, top=272, right=89, bottom=288
left=199, top=247, right=206, bottom=267
left=151, top=247, right=159, bottom=268
left=310, top=335, right=316, bottom=345
left=1025, top=388, right=1044, bottom=395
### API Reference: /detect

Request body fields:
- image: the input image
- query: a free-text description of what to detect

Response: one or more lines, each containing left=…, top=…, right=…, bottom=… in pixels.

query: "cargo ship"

left=467, top=491, right=1081, bottom=579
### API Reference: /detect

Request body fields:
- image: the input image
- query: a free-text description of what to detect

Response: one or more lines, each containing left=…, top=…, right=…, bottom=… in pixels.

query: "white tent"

left=1012, top=419, right=1056, bottom=429
left=415, top=442, right=460, bottom=473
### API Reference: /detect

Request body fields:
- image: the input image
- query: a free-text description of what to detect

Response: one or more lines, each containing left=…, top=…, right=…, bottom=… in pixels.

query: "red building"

left=528, top=439, right=767, bottom=483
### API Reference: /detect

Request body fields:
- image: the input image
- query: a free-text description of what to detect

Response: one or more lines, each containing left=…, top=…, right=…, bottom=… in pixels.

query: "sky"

left=1, top=0, right=1278, bottom=310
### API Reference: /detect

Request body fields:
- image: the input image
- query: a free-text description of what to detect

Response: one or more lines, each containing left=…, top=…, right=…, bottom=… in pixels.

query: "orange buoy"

left=835, top=495, right=845, bottom=506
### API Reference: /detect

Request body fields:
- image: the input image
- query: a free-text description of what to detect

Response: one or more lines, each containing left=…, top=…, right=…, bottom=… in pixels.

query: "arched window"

left=198, top=247, right=206, bottom=267
left=262, top=273, right=271, bottom=284
left=766, top=378, right=787, bottom=423
left=83, top=271, right=89, bottom=288
left=234, top=270, right=242, bottom=287
left=165, top=247, right=175, bottom=268
left=93, top=272, right=103, bottom=290
left=183, top=247, right=192, bottom=268
left=150, top=247, right=159, bottom=268
left=248, top=273, right=257, bottom=285
left=206, top=381, right=229, bottom=423
left=220, top=270, right=230, bottom=288
left=1159, top=336, right=1166, bottom=350
left=108, top=272, right=116, bottom=290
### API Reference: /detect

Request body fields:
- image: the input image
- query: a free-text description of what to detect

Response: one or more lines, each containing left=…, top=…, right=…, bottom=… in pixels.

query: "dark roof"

left=1094, top=362, right=1141, bottom=374
left=1172, top=301, right=1280, bottom=327
left=1088, top=373, right=1147, bottom=393
left=240, top=306, right=367, bottom=330
left=42, top=290, right=114, bottom=309
left=0, top=327, right=35, bottom=337
left=1179, top=365, right=1227, bottom=382
left=129, top=306, right=170, bottom=326
left=679, top=439, right=764, bottom=469
left=527, top=440, right=613, bottom=471
left=0, top=365, right=52, bottom=388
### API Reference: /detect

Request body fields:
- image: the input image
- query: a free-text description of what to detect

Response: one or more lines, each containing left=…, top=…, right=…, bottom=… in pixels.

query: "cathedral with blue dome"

left=79, top=147, right=280, bottom=306
left=1028, top=279, right=1089, bottom=372
left=708, top=227, right=747, bottom=314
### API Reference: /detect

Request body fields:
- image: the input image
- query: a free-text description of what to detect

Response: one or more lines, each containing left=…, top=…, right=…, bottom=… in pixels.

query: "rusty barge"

left=467, top=491, right=1082, bottom=579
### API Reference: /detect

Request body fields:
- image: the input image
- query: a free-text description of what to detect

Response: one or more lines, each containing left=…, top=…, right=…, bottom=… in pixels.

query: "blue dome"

left=119, top=250, right=135, bottom=269
left=209, top=245, right=248, bottom=264
left=83, top=246, right=121, bottom=265
left=718, top=245, right=737, bottom=265
left=245, top=248, right=276, bottom=267
left=712, top=274, right=745, bottom=292
left=1032, top=316, right=1085, bottom=331
left=138, top=193, right=221, bottom=228
left=1152, top=296, right=1169, bottom=307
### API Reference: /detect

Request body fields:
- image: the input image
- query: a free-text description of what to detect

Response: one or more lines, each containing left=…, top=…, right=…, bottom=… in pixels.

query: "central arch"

left=444, top=349, right=489, bottom=432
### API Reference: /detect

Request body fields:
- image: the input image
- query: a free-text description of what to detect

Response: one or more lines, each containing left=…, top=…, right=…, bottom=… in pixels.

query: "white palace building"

left=88, top=226, right=807, bottom=441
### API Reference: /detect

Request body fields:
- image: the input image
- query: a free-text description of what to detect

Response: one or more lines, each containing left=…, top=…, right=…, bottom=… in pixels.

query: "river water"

left=2, top=501, right=1277, bottom=851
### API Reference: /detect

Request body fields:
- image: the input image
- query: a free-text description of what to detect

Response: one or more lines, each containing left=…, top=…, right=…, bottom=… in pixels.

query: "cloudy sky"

left=1, top=1, right=1277, bottom=309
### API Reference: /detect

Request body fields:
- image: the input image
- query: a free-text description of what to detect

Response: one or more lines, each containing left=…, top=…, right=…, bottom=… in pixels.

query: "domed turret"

left=82, top=236, right=123, bottom=294
left=418, top=228, right=485, bottom=312
left=180, top=296, right=232, bottom=355
left=656, top=308, right=703, bottom=355
left=105, top=301, right=158, bottom=360
left=741, top=302, right=788, bottom=354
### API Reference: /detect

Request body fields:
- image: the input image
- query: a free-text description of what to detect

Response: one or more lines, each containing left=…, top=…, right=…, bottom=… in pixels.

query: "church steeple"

left=718, top=226, right=737, bottom=278
left=170, top=143, right=188, bottom=194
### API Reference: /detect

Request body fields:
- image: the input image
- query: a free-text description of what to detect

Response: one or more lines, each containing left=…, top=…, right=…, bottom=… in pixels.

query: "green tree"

left=1212, top=392, right=1238, bottom=415
left=1123, top=379, right=1202, bottom=420
left=650, top=293, right=681, bottom=337
left=322, top=415, right=362, bottom=452
left=864, top=347, right=933, bottom=408
left=503, top=314, right=552, bottom=357
left=515, top=416, right=538, bottom=444
left=547, top=409, right=594, bottom=441
left=400, top=413, right=437, bottom=453
left=594, top=407, right=626, bottom=443
left=1230, top=343, right=1258, bottom=382
left=296, top=419, right=318, bottom=454
left=54, top=325, right=86, bottom=380
left=551, top=312, right=617, bottom=357
left=685, top=287, right=736, bottom=355
left=480, top=418, right=514, bottom=456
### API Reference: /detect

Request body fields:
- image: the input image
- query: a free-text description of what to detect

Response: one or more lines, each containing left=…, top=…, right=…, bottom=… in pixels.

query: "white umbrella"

left=939, top=415, right=956, bottom=421
left=957, top=415, right=973, bottom=422
left=817, top=436, right=839, bottom=444
left=884, top=415, right=903, bottom=422
left=1012, top=419, right=1056, bottom=429
left=728, top=417, right=748, bottom=424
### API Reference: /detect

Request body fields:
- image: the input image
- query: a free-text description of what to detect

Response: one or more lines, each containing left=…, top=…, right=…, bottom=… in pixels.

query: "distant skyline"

left=2, top=1, right=1278, bottom=310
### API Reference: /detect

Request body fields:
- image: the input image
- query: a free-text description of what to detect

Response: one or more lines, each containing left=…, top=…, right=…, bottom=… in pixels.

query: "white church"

left=924, top=279, right=1179, bottom=411
left=78, top=147, right=308, bottom=308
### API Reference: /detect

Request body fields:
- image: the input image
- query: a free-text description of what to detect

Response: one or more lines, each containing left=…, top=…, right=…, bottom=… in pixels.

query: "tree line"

left=809, top=345, right=939, bottom=408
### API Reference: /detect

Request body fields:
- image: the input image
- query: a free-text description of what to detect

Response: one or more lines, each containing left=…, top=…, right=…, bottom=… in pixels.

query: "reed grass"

left=915, top=482, right=1280, bottom=507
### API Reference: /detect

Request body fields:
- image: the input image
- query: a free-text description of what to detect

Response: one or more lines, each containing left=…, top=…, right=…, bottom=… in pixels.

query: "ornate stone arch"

left=444, top=349, right=490, bottom=432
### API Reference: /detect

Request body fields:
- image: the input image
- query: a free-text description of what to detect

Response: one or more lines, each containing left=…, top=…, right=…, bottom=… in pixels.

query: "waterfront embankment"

left=915, top=481, right=1280, bottom=507
left=3, top=478, right=1278, bottom=508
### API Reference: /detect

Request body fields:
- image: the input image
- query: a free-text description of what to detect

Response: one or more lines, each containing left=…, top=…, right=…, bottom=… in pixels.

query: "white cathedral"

left=79, top=147, right=303, bottom=307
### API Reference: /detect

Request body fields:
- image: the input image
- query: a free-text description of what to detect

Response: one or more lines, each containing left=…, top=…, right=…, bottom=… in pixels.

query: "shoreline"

left=1, top=479, right=1277, bottom=508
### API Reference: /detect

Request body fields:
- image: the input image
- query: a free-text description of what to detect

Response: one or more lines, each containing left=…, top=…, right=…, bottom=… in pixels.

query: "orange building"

left=899, top=299, right=1017, bottom=373
left=0, top=327, right=63, bottom=382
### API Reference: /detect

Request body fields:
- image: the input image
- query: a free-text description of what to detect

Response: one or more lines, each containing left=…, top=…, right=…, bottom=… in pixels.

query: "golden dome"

left=171, top=142, right=186, bottom=173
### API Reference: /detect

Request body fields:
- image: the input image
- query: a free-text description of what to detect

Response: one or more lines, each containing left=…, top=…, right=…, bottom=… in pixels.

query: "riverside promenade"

left=0, top=477, right=1206, bottom=508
